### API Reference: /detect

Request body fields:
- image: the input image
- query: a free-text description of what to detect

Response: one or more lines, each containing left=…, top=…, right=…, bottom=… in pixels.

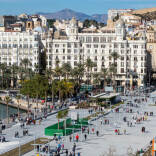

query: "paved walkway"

left=0, top=109, right=89, bottom=155
left=25, top=95, right=156, bottom=156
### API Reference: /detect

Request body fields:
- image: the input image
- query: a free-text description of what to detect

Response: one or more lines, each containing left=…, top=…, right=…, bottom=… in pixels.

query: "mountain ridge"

left=37, top=8, right=108, bottom=23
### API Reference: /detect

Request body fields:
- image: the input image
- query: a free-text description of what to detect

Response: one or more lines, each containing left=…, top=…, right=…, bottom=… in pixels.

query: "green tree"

left=110, top=52, right=120, bottom=91
left=20, top=58, right=31, bottom=70
left=85, top=58, right=95, bottom=85
left=101, top=67, right=108, bottom=89
left=62, top=63, right=72, bottom=80
left=20, top=80, right=33, bottom=117
left=56, top=109, right=68, bottom=130
left=0, top=63, right=7, bottom=89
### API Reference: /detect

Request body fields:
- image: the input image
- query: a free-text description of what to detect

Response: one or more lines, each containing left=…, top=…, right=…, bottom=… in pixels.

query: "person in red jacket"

left=76, top=134, right=79, bottom=142
left=115, top=129, right=118, bottom=135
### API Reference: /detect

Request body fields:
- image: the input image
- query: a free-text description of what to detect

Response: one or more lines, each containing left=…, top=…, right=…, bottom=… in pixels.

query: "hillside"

left=133, top=11, right=156, bottom=20
left=132, top=7, right=156, bottom=14
left=38, top=9, right=108, bottom=23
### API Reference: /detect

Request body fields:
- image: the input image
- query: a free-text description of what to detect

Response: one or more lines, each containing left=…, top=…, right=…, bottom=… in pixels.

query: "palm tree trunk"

left=18, top=102, right=20, bottom=119
left=45, top=92, right=47, bottom=112
left=7, top=102, right=9, bottom=124
left=27, top=95, right=30, bottom=118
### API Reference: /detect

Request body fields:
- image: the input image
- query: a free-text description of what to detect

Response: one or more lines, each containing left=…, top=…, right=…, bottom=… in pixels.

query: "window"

left=134, top=57, right=137, bottom=61
left=101, top=44, right=106, bottom=48
left=102, top=56, right=104, bottom=60
left=74, top=61, right=77, bottom=66
left=86, top=37, right=92, bottom=43
left=67, top=43, right=71, bottom=48
left=94, top=44, right=98, bottom=48
left=141, top=57, right=143, bottom=61
left=67, top=49, right=71, bottom=53
left=55, top=44, right=59, bottom=48
left=67, top=56, right=71, bottom=60
left=56, top=49, right=58, bottom=53
left=34, top=44, right=38, bottom=48
left=86, top=44, right=91, bottom=48
left=102, top=62, right=105, bottom=67
left=100, top=37, right=106, bottom=43
left=133, top=45, right=138, bottom=49
left=2, top=44, right=7, bottom=48
left=93, top=37, right=99, bottom=43
left=74, top=43, right=78, bottom=48
left=134, top=50, right=137, bottom=54
left=94, top=56, right=97, bottom=61
left=74, top=56, right=77, bottom=60
left=121, top=56, right=124, bottom=60
left=63, top=56, right=65, bottom=60
left=63, top=49, right=65, bottom=53
left=74, top=49, right=78, bottom=53
left=121, top=43, right=124, bottom=48
left=13, top=44, right=18, bottom=48
left=121, top=62, right=124, bottom=67
left=121, top=68, right=124, bottom=73
left=114, top=43, right=118, bottom=48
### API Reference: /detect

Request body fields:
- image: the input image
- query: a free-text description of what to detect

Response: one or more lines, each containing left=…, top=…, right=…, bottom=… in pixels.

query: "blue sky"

left=0, top=0, right=156, bottom=15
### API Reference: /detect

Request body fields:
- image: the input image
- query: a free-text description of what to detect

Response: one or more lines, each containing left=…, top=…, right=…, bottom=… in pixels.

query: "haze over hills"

left=38, top=8, right=108, bottom=23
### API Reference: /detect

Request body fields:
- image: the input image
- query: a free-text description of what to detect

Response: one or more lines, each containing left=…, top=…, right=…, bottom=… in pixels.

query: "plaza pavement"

left=0, top=109, right=89, bottom=155
left=25, top=94, right=156, bottom=156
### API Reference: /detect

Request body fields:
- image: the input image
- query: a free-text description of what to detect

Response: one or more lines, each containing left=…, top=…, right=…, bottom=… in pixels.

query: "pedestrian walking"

left=69, top=135, right=72, bottom=142
left=96, top=130, right=99, bottom=136
left=76, top=134, right=79, bottom=142
left=92, top=128, right=94, bottom=134
left=65, top=149, right=68, bottom=156
left=87, top=128, right=89, bottom=134
left=72, top=143, right=76, bottom=153
left=84, top=134, right=87, bottom=141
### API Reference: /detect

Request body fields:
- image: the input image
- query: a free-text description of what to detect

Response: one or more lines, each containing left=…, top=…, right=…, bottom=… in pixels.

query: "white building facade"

left=0, top=31, right=41, bottom=70
left=46, top=19, right=147, bottom=86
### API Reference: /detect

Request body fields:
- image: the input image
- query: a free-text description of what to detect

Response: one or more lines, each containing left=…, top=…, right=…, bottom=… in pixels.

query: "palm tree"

left=72, top=63, right=85, bottom=94
left=56, top=109, right=69, bottom=130
left=4, top=96, right=11, bottom=124
left=18, top=66, right=25, bottom=83
left=20, top=58, right=31, bottom=70
left=0, top=63, right=7, bottom=89
left=10, top=64, right=19, bottom=89
left=62, top=63, right=72, bottom=80
left=20, top=80, right=33, bottom=117
left=16, top=95, right=21, bottom=119
left=101, top=67, right=108, bottom=89
left=85, top=58, right=95, bottom=85
left=93, top=73, right=101, bottom=86
left=110, top=52, right=120, bottom=92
